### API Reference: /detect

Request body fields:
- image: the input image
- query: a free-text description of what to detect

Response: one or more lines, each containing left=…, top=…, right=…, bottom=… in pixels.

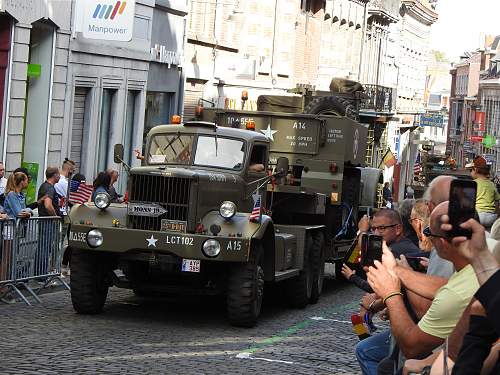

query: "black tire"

left=70, top=249, right=110, bottom=314
left=303, top=96, right=358, bottom=120
left=227, top=243, right=264, bottom=327
left=285, top=234, right=313, bottom=308
left=309, top=231, right=325, bottom=304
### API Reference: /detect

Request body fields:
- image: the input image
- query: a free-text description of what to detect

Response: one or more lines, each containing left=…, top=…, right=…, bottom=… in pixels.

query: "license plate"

left=181, top=259, right=200, bottom=273
left=161, top=219, right=187, bottom=233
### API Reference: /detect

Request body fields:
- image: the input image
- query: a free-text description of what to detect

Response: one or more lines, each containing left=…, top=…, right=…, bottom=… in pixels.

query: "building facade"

left=448, top=50, right=488, bottom=167
left=183, top=0, right=375, bottom=117
left=418, top=50, right=451, bottom=156
left=0, top=0, right=72, bottom=188
left=387, top=0, right=437, bottom=201
left=67, top=0, right=187, bottom=193
left=1, top=0, right=188, bottom=193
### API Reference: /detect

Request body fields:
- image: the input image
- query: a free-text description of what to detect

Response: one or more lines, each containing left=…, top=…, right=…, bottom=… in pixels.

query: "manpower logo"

left=92, top=1, right=127, bottom=20
left=83, top=0, right=134, bottom=41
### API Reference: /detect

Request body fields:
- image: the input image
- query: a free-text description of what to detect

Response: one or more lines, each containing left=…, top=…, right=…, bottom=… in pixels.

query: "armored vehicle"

left=68, top=111, right=368, bottom=327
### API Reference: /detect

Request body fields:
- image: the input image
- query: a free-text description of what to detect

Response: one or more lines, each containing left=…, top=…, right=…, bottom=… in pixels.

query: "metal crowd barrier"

left=0, top=217, right=70, bottom=305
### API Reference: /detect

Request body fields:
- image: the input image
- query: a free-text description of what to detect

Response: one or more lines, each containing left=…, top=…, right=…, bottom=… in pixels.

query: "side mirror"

left=275, top=157, right=289, bottom=184
left=114, top=144, right=124, bottom=164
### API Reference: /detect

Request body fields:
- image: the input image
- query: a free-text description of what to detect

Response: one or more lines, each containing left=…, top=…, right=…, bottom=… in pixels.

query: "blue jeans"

left=355, top=329, right=391, bottom=375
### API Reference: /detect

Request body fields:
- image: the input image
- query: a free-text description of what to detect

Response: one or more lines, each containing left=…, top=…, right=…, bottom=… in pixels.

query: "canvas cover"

left=257, top=95, right=303, bottom=113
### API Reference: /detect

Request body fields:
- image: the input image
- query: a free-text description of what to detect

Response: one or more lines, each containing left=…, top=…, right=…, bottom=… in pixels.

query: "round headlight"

left=202, top=239, right=221, bottom=258
left=87, top=229, right=103, bottom=248
left=219, top=201, right=237, bottom=219
left=94, top=192, right=111, bottom=210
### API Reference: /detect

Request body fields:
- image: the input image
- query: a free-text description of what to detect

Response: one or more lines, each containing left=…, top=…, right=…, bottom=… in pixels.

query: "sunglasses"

left=423, top=226, right=447, bottom=239
left=371, top=224, right=398, bottom=232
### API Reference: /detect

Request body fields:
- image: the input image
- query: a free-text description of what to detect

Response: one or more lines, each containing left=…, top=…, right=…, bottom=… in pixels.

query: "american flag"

left=249, top=195, right=261, bottom=222
left=69, top=180, right=93, bottom=205
left=413, top=153, right=422, bottom=175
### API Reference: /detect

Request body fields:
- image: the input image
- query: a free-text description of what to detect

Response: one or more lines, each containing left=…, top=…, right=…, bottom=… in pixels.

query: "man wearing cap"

left=465, top=156, right=500, bottom=230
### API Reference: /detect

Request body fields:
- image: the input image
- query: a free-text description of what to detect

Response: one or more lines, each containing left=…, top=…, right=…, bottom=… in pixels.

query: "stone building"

left=183, top=0, right=373, bottom=117
left=386, top=0, right=437, bottom=201
left=1, top=0, right=188, bottom=193
left=0, top=0, right=72, bottom=187
left=418, top=50, right=451, bottom=156
left=67, top=0, right=187, bottom=193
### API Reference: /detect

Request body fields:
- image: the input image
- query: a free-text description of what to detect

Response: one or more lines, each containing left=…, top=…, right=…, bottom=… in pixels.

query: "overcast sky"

left=430, top=0, right=500, bottom=62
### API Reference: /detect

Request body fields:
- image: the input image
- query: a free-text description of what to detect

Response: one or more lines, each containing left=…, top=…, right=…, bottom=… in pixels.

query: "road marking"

left=236, top=352, right=294, bottom=364
left=310, top=316, right=351, bottom=323
left=235, top=300, right=360, bottom=359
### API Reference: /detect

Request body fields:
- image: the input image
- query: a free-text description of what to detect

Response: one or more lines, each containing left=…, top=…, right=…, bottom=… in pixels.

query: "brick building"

left=446, top=39, right=500, bottom=169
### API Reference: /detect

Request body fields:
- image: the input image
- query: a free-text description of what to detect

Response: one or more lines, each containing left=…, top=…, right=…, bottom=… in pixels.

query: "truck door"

left=246, top=144, right=268, bottom=209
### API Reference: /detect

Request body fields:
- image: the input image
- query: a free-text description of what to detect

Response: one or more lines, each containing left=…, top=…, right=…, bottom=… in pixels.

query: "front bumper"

left=68, top=225, right=251, bottom=262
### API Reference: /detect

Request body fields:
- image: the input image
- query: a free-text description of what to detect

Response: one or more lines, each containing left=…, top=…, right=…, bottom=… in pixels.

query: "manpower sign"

left=79, top=0, right=135, bottom=41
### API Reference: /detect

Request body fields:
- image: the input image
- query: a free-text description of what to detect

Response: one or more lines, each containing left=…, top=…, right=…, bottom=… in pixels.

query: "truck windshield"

left=148, top=134, right=194, bottom=164
left=194, top=136, right=245, bottom=170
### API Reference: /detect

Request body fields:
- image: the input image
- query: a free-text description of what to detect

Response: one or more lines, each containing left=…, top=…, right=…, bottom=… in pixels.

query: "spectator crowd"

left=0, top=159, right=123, bottom=302
left=344, top=171, right=500, bottom=374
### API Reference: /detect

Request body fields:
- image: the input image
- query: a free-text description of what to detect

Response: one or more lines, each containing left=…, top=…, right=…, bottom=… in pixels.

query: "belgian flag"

left=381, top=149, right=397, bottom=168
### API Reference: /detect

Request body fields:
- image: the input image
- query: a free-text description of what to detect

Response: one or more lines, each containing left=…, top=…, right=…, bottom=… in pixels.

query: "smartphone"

left=405, top=255, right=428, bottom=272
left=361, top=234, right=383, bottom=268
left=448, top=179, right=477, bottom=238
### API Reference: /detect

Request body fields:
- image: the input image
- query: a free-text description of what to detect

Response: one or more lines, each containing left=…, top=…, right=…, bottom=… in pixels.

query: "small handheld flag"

left=69, top=180, right=93, bottom=205
left=351, top=314, right=371, bottom=341
left=249, top=195, right=262, bottom=223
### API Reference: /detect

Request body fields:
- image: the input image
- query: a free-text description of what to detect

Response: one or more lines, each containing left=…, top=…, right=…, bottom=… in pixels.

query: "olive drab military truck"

left=67, top=111, right=368, bottom=327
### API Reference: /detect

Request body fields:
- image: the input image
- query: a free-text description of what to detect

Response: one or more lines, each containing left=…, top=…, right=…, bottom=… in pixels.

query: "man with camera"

left=366, top=201, right=479, bottom=362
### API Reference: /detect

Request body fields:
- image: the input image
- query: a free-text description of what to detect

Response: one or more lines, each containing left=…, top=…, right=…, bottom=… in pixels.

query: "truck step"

left=274, top=269, right=300, bottom=282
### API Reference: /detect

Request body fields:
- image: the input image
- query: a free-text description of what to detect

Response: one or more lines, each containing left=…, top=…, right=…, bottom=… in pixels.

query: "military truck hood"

left=129, top=166, right=243, bottom=183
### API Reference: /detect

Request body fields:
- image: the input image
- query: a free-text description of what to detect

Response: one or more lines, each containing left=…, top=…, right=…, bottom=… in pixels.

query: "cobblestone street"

left=0, top=277, right=366, bottom=374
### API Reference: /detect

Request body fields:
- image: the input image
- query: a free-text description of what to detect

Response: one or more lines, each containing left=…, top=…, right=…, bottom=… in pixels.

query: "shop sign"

left=150, top=44, right=183, bottom=67
left=484, top=154, right=496, bottom=164
left=21, top=162, right=38, bottom=205
left=79, top=0, right=135, bottom=42
left=419, top=113, right=444, bottom=128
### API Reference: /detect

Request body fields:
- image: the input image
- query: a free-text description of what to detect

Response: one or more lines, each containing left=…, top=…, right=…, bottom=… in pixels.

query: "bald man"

left=423, top=175, right=455, bottom=278
left=367, top=201, right=479, bottom=359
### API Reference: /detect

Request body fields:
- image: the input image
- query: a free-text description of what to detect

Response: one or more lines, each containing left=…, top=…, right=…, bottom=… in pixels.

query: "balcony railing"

left=360, top=84, right=396, bottom=114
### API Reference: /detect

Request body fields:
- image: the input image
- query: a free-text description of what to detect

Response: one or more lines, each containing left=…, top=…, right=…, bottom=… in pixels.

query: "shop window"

left=0, top=15, right=11, bottom=130
left=123, top=90, right=140, bottom=166
left=144, top=92, right=175, bottom=147
left=301, top=0, right=325, bottom=13
left=97, top=89, right=117, bottom=172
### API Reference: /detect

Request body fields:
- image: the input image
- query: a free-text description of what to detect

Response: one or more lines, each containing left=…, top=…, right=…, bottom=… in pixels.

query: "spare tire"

left=303, top=96, right=358, bottom=120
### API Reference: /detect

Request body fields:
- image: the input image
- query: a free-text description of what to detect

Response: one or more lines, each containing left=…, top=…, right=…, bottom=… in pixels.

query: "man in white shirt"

left=0, top=162, right=7, bottom=196
left=54, top=158, right=76, bottom=215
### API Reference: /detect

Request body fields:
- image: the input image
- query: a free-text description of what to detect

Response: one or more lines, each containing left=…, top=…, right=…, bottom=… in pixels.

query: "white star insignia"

left=146, top=235, right=158, bottom=248
left=260, top=124, right=278, bottom=141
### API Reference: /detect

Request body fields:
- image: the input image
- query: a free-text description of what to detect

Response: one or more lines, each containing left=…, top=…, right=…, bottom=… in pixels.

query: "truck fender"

left=201, top=211, right=275, bottom=281
left=251, top=217, right=275, bottom=282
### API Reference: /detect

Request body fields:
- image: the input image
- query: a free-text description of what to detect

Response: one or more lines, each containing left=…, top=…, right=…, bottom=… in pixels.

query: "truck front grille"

left=128, top=174, right=192, bottom=231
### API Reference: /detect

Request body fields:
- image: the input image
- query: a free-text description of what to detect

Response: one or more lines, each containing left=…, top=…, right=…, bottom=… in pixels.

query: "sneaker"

left=61, top=266, right=70, bottom=278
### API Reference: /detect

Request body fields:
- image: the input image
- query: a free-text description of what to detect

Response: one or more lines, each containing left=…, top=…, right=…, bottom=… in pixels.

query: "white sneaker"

left=61, top=266, right=70, bottom=277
